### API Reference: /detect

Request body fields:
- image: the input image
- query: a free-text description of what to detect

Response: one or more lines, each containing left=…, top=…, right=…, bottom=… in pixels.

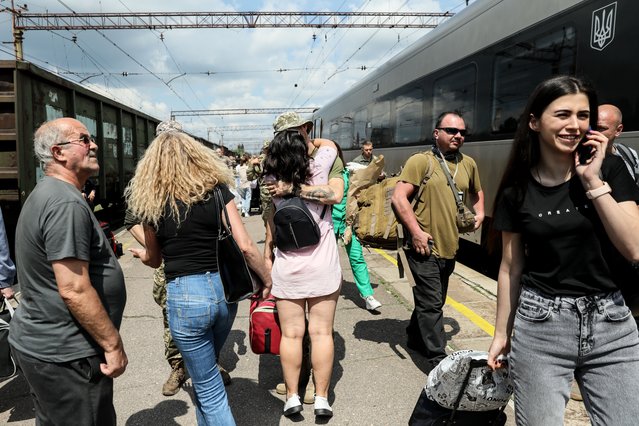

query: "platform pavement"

left=0, top=214, right=589, bottom=425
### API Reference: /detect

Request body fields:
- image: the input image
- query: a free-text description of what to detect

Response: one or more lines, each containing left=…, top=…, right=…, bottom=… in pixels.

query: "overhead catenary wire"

left=55, top=0, right=196, bottom=114
left=299, top=0, right=410, bottom=108
left=287, top=0, right=373, bottom=108
left=115, top=0, right=209, bottom=130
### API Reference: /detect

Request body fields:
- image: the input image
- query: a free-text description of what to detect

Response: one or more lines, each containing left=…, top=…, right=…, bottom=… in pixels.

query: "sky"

left=0, top=0, right=473, bottom=153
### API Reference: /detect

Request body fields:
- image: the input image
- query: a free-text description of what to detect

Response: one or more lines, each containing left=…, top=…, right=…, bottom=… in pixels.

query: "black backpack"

left=273, top=197, right=327, bottom=251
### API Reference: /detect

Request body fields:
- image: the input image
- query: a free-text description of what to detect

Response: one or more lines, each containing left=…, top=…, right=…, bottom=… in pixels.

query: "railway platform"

left=0, top=215, right=590, bottom=425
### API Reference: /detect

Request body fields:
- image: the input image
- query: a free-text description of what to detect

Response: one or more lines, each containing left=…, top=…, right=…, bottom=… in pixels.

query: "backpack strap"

left=615, top=143, right=639, bottom=184
left=319, top=204, right=329, bottom=219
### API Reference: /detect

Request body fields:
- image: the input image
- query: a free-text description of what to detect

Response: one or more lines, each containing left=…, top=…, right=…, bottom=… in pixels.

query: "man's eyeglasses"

left=56, top=134, right=95, bottom=147
left=437, top=127, right=467, bottom=137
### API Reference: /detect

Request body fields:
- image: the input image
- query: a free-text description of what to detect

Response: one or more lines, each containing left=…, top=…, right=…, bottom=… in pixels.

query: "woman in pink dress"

left=263, top=131, right=342, bottom=419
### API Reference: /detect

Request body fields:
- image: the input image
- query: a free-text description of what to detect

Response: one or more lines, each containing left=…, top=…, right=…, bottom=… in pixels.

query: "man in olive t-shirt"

left=9, top=118, right=127, bottom=426
left=391, top=111, right=484, bottom=371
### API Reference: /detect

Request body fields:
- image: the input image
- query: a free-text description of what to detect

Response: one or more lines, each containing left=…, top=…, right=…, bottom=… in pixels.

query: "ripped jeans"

left=510, top=287, right=639, bottom=426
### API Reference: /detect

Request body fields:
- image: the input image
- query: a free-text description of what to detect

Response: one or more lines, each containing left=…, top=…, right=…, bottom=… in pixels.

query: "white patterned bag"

left=425, top=350, right=513, bottom=412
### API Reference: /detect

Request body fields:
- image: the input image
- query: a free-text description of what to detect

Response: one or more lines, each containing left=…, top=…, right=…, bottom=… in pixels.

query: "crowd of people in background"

left=3, top=74, right=639, bottom=426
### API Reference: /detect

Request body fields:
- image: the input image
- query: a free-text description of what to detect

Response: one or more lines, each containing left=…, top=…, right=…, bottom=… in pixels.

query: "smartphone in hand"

left=577, top=130, right=592, bottom=165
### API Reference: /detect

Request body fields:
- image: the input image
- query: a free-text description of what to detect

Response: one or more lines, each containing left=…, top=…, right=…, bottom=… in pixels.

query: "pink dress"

left=270, top=146, right=342, bottom=299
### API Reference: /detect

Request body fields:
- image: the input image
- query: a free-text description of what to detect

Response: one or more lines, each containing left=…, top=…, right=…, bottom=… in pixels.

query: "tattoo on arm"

left=301, top=187, right=335, bottom=202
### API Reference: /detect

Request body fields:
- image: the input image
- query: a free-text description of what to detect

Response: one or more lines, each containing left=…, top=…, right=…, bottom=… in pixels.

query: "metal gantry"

left=171, top=108, right=318, bottom=119
left=14, top=11, right=454, bottom=31
left=209, top=125, right=273, bottom=132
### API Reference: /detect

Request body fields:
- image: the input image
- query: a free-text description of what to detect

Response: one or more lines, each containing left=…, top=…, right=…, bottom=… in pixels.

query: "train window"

left=102, top=105, right=119, bottom=205
left=354, top=108, right=368, bottom=147
left=76, top=95, right=98, bottom=137
left=433, top=65, right=476, bottom=132
left=492, top=26, right=576, bottom=134
left=122, top=113, right=134, bottom=159
left=338, top=117, right=353, bottom=149
left=395, top=88, right=424, bottom=145
left=371, top=100, right=392, bottom=147
left=147, top=121, right=156, bottom=147
left=329, top=121, right=339, bottom=141
left=136, top=118, right=147, bottom=159
left=122, top=112, right=135, bottom=185
left=326, top=118, right=351, bottom=148
left=33, top=82, right=68, bottom=124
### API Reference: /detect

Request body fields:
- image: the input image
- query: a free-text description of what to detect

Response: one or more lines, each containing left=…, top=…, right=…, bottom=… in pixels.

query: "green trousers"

left=335, top=228, right=374, bottom=298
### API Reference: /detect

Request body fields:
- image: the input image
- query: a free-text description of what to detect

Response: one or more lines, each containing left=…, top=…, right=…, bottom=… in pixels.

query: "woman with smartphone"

left=487, top=75, right=639, bottom=425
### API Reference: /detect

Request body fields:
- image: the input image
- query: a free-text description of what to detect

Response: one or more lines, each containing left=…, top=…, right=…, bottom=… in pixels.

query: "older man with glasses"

left=9, top=117, right=127, bottom=425
left=392, top=111, right=484, bottom=372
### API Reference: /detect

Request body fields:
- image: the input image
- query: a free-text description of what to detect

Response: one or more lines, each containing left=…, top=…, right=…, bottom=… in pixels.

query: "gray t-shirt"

left=9, top=176, right=126, bottom=362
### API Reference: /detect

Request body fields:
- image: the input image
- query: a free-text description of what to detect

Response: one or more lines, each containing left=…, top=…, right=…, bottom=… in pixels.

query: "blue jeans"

left=511, top=287, right=639, bottom=426
left=167, top=272, right=238, bottom=426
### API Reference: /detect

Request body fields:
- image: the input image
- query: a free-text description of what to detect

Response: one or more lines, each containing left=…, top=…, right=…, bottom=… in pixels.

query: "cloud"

left=0, top=0, right=461, bottom=150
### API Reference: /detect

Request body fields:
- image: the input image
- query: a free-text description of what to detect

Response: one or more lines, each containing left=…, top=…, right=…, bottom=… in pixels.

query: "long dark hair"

left=488, top=75, right=598, bottom=253
left=262, top=130, right=311, bottom=189
left=495, top=76, right=597, bottom=206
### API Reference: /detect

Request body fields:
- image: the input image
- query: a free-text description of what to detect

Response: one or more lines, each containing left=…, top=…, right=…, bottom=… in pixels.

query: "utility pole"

left=2, top=1, right=26, bottom=60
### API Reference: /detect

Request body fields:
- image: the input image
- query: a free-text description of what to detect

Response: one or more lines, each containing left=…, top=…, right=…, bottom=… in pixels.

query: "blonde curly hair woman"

left=126, top=128, right=271, bottom=425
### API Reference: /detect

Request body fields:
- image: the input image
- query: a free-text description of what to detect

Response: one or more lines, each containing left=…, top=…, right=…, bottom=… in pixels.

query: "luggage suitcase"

left=409, top=388, right=506, bottom=426
left=409, top=353, right=510, bottom=426
left=0, top=299, right=17, bottom=380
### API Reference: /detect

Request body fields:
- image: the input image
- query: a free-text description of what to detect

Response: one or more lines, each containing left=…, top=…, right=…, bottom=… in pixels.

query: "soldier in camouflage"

left=247, top=139, right=272, bottom=225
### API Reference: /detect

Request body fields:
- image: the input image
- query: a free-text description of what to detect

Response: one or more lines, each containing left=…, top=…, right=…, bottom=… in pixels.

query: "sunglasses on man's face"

left=437, top=127, right=467, bottom=137
left=56, top=134, right=95, bottom=147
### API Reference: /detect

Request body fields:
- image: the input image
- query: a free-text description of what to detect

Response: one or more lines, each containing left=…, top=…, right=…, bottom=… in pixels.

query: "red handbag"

left=249, top=297, right=281, bottom=355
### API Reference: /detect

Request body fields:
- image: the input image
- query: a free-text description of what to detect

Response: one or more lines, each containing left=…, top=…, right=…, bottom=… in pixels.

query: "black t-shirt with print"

left=156, top=184, right=235, bottom=281
left=494, top=156, right=639, bottom=296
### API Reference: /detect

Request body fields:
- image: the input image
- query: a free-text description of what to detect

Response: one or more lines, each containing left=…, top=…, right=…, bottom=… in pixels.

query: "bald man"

left=10, top=118, right=127, bottom=425
left=598, top=104, right=639, bottom=184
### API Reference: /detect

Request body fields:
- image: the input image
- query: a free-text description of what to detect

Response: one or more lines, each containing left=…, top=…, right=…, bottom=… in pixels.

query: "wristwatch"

left=585, top=182, right=611, bottom=200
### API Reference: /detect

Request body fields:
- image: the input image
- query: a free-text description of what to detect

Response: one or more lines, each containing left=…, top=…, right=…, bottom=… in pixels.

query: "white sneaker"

left=363, top=295, right=382, bottom=311
left=314, top=396, right=333, bottom=418
left=283, top=394, right=303, bottom=417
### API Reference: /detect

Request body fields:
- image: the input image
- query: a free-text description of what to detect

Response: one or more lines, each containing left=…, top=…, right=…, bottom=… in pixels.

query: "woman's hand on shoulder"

left=266, top=180, right=293, bottom=197
left=313, top=138, right=337, bottom=150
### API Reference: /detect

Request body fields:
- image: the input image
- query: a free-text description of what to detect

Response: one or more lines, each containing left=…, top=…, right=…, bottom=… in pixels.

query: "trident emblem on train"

left=590, top=2, right=617, bottom=51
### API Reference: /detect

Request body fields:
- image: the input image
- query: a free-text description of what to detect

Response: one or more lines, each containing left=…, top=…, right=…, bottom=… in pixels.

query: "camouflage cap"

left=155, top=120, right=183, bottom=136
left=273, top=112, right=313, bottom=133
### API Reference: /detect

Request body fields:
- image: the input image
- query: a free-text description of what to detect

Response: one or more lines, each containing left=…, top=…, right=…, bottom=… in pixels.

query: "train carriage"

left=312, top=0, right=638, bottom=250
left=0, top=60, right=160, bottom=255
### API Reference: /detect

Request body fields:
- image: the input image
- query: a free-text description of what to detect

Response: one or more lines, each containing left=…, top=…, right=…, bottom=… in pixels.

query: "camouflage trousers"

left=153, top=265, right=183, bottom=369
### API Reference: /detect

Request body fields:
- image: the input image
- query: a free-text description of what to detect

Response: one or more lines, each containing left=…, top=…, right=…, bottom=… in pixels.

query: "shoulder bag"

left=434, top=152, right=476, bottom=234
left=0, top=298, right=17, bottom=379
left=214, top=187, right=262, bottom=303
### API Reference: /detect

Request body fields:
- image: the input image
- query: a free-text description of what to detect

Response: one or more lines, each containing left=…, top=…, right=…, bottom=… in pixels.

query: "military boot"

left=219, top=364, right=231, bottom=386
left=162, top=363, right=187, bottom=396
